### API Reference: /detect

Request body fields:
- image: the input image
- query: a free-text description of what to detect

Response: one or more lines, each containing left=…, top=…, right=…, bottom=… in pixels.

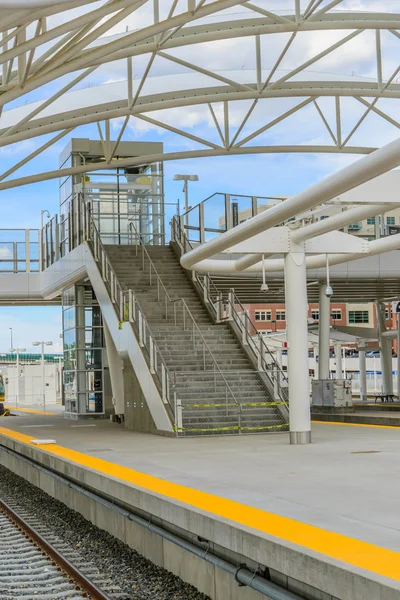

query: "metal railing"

left=0, top=229, right=39, bottom=273
left=180, top=191, right=285, bottom=245
left=171, top=216, right=289, bottom=409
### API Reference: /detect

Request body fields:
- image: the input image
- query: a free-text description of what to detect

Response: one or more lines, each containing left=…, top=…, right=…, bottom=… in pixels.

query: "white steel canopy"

left=0, top=1, right=399, bottom=188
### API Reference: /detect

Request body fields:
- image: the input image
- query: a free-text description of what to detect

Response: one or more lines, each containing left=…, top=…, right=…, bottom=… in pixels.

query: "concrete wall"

left=123, top=359, right=158, bottom=434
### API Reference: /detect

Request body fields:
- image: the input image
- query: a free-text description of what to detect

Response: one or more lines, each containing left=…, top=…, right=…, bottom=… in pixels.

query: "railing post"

left=110, top=271, right=115, bottom=303
left=129, top=290, right=134, bottom=322
left=138, top=311, right=144, bottom=347
left=161, top=364, right=167, bottom=403
left=203, top=276, right=208, bottom=303
left=176, top=396, right=183, bottom=433
left=119, top=291, right=124, bottom=321
left=242, top=312, right=249, bottom=345
left=228, top=290, right=234, bottom=321
left=218, top=293, right=223, bottom=321
left=49, top=218, right=54, bottom=265
left=199, top=201, right=205, bottom=244
left=101, top=253, right=107, bottom=281
left=150, top=336, right=155, bottom=374
left=225, top=194, right=232, bottom=231
left=273, top=371, right=279, bottom=401
left=55, top=215, right=60, bottom=261
left=25, top=229, right=31, bottom=274
left=251, top=196, right=257, bottom=218
left=258, top=336, right=263, bottom=370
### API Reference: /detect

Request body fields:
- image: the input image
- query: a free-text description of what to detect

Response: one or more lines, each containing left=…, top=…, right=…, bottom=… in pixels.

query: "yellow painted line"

left=0, top=427, right=400, bottom=583
left=4, top=406, right=57, bottom=416
left=313, top=420, right=400, bottom=430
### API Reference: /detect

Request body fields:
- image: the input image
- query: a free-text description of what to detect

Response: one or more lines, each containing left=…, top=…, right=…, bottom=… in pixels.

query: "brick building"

left=244, top=302, right=399, bottom=353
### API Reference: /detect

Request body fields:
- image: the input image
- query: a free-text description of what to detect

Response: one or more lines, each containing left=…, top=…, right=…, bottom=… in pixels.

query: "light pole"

left=173, top=174, right=199, bottom=227
left=10, top=348, right=26, bottom=408
left=32, top=341, right=52, bottom=410
left=40, top=209, right=50, bottom=271
left=9, top=328, right=13, bottom=350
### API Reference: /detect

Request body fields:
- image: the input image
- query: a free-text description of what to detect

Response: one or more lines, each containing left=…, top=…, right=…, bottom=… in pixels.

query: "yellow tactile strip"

left=0, top=426, right=400, bottom=583
left=4, top=406, right=57, bottom=416
left=313, top=420, right=400, bottom=430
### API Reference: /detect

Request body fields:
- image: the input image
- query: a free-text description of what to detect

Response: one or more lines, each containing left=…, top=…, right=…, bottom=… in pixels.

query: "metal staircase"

left=102, top=229, right=289, bottom=436
left=40, top=197, right=288, bottom=436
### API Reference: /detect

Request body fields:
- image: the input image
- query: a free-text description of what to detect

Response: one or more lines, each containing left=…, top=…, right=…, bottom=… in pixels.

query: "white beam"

left=181, top=135, right=400, bottom=270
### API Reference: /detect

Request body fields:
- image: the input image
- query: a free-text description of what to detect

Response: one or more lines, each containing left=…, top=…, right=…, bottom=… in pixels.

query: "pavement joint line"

left=312, top=420, right=400, bottom=430
left=1, top=426, right=400, bottom=583
left=4, top=406, right=58, bottom=416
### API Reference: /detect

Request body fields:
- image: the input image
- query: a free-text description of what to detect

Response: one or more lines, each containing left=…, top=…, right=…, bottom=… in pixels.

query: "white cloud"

left=0, top=247, right=12, bottom=259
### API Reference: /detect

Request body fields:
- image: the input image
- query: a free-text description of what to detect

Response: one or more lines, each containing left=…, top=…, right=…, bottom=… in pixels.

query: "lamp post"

left=173, top=174, right=199, bottom=227
left=32, top=341, right=52, bottom=410
left=10, top=348, right=26, bottom=408
left=40, top=209, right=50, bottom=271
left=9, top=328, right=13, bottom=350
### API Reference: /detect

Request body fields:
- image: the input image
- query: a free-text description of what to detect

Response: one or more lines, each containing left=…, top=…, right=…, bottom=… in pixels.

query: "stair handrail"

left=86, top=210, right=184, bottom=428
left=128, top=222, right=240, bottom=408
left=171, top=216, right=289, bottom=406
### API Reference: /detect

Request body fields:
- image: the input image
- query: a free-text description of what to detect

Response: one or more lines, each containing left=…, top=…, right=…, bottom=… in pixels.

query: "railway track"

left=0, top=498, right=116, bottom=600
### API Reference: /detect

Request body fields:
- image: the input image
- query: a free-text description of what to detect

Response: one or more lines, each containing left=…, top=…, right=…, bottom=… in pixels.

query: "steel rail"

left=0, top=496, right=113, bottom=600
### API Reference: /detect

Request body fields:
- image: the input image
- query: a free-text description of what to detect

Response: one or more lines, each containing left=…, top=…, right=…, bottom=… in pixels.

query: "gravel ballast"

left=0, top=464, right=210, bottom=600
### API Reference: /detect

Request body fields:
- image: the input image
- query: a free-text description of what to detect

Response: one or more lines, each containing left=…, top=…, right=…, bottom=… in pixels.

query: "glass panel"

left=63, top=328, right=76, bottom=351
left=63, top=307, right=75, bottom=331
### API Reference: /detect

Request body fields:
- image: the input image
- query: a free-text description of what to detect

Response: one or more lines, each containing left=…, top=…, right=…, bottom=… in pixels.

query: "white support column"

left=335, top=342, right=342, bottom=379
left=318, top=284, right=331, bottom=380
left=376, top=301, right=393, bottom=395
left=284, top=249, right=311, bottom=445
left=359, top=346, right=367, bottom=402
left=104, top=321, right=125, bottom=417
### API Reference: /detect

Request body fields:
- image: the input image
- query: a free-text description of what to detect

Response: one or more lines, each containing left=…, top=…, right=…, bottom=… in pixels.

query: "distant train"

left=0, top=374, right=9, bottom=417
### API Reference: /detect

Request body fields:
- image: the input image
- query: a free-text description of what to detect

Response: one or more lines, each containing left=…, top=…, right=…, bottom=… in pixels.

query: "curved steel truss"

left=0, top=0, right=399, bottom=186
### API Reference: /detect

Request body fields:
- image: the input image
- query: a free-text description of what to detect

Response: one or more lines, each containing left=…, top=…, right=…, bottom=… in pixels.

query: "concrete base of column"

left=290, top=431, right=312, bottom=445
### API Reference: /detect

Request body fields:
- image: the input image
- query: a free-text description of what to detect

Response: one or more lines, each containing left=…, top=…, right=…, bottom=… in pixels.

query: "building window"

left=367, top=217, right=375, bottom=225
left=386, top=307, right=391, bottom=319
left=348, top=310, right=369, bottom=324
left=387, top=217, right=395, bottom=225
left=331, top=309, right=342, bottom=320
left=275, top=310, right=286, bottom=321
left=255, top=310, right=271, bottom=322
left=311, top=310, right=319, bottom=321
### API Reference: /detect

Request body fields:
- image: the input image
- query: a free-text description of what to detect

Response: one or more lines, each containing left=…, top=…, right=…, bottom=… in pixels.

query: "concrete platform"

left=1, top=414, right=400, bottom=600
left=313, top=409, right=400, bottom=427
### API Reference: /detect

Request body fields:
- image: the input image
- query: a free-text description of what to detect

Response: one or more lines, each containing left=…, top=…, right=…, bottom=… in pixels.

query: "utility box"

left=312, top=379, right=352, bottom=408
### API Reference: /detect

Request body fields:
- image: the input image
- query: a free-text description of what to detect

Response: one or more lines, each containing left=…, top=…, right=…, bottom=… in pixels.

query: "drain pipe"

left=1, top=446, right=304, bottom=600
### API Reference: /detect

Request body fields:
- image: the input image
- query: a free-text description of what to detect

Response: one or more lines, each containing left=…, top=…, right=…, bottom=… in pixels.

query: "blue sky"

left=0, top=0, right=398, bottom=352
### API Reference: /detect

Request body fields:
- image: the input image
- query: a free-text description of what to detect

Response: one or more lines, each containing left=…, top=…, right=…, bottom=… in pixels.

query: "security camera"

left=325, top=284, right=334, bottom=298
left=260, top=283, right=269, bottom=293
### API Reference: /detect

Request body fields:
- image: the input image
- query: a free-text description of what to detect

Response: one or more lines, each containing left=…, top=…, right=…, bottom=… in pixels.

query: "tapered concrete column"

left=359, top=346, right=367, bottom=402
left=376, top=301, right=393, bottom=395
left=335, top=343, right=342, bottom=379
left=318, top=284, right=331, bottom=380
left=104, top=322, right=125, bottom=416
left=284, top=250, right=311, bottom=445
